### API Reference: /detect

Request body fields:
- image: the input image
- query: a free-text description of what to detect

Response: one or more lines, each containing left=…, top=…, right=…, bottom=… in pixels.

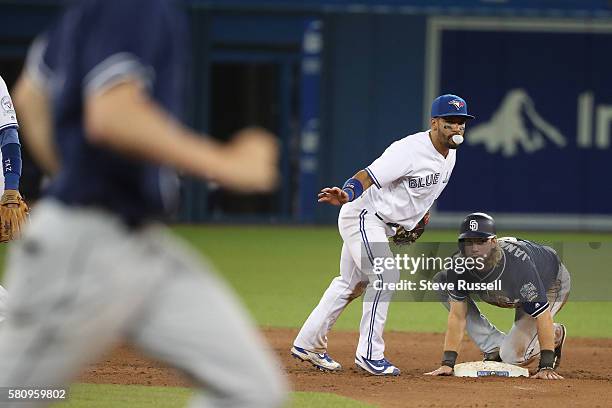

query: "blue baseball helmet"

left=431, top=94, right=475, bottom=119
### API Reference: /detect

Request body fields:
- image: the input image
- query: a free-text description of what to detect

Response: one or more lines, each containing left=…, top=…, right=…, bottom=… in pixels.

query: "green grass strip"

left=52, top=384, right=375, bottom=408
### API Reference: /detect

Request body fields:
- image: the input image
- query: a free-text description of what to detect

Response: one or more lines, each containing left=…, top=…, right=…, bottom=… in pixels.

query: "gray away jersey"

left=447, top=238, right=561, bottom=318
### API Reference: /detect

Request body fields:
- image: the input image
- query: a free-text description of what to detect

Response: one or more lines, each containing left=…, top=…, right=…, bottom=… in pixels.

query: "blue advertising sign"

left=429, top=19, right=612, bottom=217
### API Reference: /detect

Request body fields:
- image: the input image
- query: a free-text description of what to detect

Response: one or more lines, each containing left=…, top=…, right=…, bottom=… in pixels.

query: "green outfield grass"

left=51, top=384, right=373, bottom=408
left=52, top=384, right=191, bottom=408
left=2, top=225, right=612, bottom=407
left=172, top=226, right=612, bottom=338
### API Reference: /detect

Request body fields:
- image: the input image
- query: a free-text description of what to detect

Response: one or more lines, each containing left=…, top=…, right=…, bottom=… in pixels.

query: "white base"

left=453, top=361, right=529, bottom=378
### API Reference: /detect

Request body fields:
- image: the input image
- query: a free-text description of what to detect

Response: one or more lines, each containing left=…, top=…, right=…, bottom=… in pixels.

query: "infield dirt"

left=79, top=328, right=612, bottom=407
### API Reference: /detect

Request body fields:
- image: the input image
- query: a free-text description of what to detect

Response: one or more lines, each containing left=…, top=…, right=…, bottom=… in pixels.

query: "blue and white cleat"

left=291, top=345, right=342, bottom=372
left=355, top=355, right=400, bottom=376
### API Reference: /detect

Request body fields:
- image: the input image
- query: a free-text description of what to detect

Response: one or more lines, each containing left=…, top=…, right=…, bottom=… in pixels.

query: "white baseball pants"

left=294, top=201, right=399, bottom=360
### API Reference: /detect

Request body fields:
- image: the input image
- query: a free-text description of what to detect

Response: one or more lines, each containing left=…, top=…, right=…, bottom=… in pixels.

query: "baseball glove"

left=391, top=212, right=430, bottom=246
left=0, top=190, right=29, bottom=243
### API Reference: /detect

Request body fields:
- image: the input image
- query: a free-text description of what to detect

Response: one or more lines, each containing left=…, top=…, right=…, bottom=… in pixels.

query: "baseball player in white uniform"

left=0, top=74, right=27, bottom=325
left=0, top=75, right=19, bottom=190
left=291, top=94, right=474, bottom=376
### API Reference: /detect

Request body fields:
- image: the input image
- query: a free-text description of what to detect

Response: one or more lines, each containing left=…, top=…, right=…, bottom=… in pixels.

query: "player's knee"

left=384, top=266, right=400, bottom=283
left=499, top=345, right=523, bottom=365
left=432, top=270, right=447, bottom=284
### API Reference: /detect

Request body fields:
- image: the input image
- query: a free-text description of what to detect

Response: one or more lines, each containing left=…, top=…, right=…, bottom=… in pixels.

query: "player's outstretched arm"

left=12, top=72, right=60, bottom=175
left=425, top=300, right=467, bottom=376
left=318, top=170, right=373, bottom=206
left=85, top=80, right=278, bottom=193
left=531, top=309, right=563, bottom=380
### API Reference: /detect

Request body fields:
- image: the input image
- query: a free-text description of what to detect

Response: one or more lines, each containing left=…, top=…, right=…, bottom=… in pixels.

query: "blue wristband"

left=343, top=188, right=354, bottom=202
left=1, top=142, right=22, bottom=190
left=342, top=178, right=364, bottom=202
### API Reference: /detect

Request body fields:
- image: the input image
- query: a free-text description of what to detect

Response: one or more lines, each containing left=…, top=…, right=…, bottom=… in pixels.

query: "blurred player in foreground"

left=0, top=74, right=29, bottom=324
left=0, top=1, right=288, bottom=406
left=426, top=213, right=569, bottom=380
left=292, top=94, right=473, bottom=376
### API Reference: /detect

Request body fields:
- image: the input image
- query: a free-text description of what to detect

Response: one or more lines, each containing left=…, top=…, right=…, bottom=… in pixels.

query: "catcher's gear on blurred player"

left=391, top=212, right=430, bottom=246
left=0, top=189, right=29, bottom=242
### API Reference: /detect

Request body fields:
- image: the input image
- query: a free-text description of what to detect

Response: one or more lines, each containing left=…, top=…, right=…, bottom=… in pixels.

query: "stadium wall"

left=1, top=2, right=611, bottom=229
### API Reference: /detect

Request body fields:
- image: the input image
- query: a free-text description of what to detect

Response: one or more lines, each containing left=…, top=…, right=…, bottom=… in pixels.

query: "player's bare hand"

left=227, top=127, right=279, bottom=192
left=318, top=187, right=349, bottom=206
left=424, top=366, right=453, bottom=376
left=531, top=368, right=563, bottom=380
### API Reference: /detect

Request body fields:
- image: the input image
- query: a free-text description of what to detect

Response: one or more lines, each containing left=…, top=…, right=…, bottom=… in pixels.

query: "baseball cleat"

left=483, top=348, right=502, bottom=362
left=355, top=355, right=400, bottom=376
left=553, top=324, right=567, bottom=369
left=291, top=346, right=342, bottom=372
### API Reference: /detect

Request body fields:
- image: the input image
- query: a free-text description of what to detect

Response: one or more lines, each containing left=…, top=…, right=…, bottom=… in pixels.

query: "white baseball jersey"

left=295, top=130, right=458, bottom=362
left=0, top=74, right=18, bottom=193
left=362, top=130, right=456, bottom=229
left=0, top=75, right=18, bottom=131
left=0, top=75, right=16, bottom=315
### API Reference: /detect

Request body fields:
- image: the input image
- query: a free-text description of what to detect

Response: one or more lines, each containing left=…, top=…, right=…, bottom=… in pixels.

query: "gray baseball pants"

left=0, top=200, right=287, bottom=407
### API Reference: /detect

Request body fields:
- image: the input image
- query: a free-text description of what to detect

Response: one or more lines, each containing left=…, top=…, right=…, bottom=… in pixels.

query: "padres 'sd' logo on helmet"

left=469, top=219, right=478, bottom=231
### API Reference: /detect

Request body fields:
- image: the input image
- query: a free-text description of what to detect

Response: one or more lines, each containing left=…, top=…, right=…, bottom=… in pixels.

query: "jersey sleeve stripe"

left=0, top=126, right=20, bottom=146
left=448, top=291, right=467, bottom=301
left=365, top=167, right=382, bottom=189
left=83, top=52, right=155, bottom=97
left=25, top=35, right=53, bottom=90
left=0, top=123, right=18, bottom=132
left=530, top=301, right=550, bottom=318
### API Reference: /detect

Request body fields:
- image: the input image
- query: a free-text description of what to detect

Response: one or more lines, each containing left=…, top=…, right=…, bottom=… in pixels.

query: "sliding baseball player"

left=426, top=213, right=569, bottom=380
